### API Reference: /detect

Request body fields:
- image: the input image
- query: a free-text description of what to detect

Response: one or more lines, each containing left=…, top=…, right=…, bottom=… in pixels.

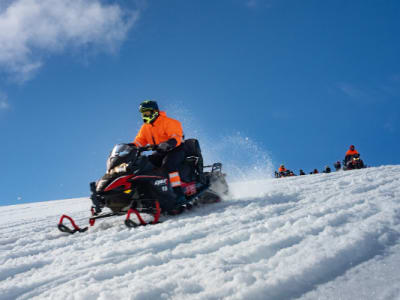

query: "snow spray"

left=166, top=103, right=275, bottom=184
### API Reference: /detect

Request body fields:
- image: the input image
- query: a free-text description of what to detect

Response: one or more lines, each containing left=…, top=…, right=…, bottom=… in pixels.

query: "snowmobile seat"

left=183, top=139, right=203, bottom=169
left=181, top=138, right=206, bottom=183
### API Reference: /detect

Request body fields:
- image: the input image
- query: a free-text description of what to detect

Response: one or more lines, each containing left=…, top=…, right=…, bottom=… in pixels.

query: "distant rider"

left=334, top=161, right=341, bottom=171
left=323, top=166, right=331, bottom=173
left=344, top=145, right=359, bottom=164
left=278, top=164, right=287, bottom=177
left=133, top=100, right=186, bottom=205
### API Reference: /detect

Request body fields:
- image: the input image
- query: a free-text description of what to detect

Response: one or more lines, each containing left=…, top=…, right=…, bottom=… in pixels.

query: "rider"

left=323, top=165, right=331, bottom=173
left=278, top=164, right=287, bottom=173
left=278, top=164, right=288, bottom=177
left=334, top=160, right=341, bottom=171
left=133, top=100, right=186, bottom=205
left=344, top=145, right=359, bottom=164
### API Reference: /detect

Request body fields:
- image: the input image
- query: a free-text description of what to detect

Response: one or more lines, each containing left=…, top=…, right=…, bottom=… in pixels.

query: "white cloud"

left=0, top=0, right=139, bottom=81
left=246, top=0, right=258, bottom=7
left=337, top=83, right=369, bottom=99
left=0, top=101, right=8, bottom=109
left=0, top=92, right=9, bottom=110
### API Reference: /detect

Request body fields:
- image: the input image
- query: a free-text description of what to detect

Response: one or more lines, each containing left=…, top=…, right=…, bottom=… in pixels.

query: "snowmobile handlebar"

left=137, top=144, right=174, bottom=153
left=138, top=145, right=158, bottom=152
left=125, top=143, right=158, bottom=152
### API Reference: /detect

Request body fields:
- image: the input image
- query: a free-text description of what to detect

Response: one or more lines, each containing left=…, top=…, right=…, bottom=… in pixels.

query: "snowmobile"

left=343, top=154, right=365, bottom=171
left=334, top=161, right=341, bottom=171
left=58, top=139, right=229, bottom=234
left=275, top=170, right=296, bottom=178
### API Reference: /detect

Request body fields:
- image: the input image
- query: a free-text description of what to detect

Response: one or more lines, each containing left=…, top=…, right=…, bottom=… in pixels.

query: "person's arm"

left=133, top=125, right=148, bottom=147
left=165, top=119, right=183, bottom=147
left=158, top=138, right=178, bottom=151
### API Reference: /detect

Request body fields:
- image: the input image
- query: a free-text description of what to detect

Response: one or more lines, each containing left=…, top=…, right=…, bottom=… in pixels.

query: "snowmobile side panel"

left=104, top=175, right=134, bottom=192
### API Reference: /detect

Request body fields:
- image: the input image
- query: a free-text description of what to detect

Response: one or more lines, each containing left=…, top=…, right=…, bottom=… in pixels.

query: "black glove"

left=158, top=142, right=171, bottom=152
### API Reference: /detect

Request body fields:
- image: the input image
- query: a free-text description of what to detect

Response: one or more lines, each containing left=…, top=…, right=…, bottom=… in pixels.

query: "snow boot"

left=173, top=186, right=186, bottom=205
left=167, top=187, right=186, bottom=215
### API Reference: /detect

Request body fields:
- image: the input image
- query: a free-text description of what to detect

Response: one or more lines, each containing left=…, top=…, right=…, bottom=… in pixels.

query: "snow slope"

left=1, top=166, right=400, bottom=300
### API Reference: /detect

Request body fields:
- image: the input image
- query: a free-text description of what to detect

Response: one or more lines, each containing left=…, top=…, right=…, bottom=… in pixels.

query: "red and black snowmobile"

left=274, top=170, right=296, bottom=178
left=58, top=139, right=229, bottom=234
left=343, top=154, right=365, bottom=171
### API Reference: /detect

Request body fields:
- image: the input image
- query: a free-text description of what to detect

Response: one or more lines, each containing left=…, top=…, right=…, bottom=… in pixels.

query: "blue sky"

left=1, top=0, right=400, bottom=206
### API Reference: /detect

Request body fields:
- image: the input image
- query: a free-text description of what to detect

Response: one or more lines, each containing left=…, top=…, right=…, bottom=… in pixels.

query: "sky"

left=1, top=166, right=400, bottom=299
left=1, top=0, right=400, bottom=205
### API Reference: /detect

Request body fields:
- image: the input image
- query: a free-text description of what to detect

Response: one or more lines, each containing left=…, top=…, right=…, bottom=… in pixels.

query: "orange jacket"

left=278, top=166, right=287, bottom=172
left=134, top=111, right=183, bottom=147
left=345, top=149, right=359, bottom=157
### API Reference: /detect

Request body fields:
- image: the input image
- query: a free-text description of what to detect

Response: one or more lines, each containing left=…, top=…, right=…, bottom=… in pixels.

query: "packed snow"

left=1, top=165, right=400, bottom=300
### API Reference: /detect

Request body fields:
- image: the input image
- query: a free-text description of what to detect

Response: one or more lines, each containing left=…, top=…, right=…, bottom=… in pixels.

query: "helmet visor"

left=141, top=109, right=158, bottom=123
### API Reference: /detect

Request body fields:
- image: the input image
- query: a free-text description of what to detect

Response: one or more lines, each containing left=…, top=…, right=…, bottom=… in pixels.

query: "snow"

left=1, top=166, right=400, bottom=300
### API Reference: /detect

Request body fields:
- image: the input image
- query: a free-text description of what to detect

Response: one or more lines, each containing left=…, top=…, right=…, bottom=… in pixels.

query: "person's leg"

left=162, top=146, right=186, bottom=202
left=148, top=152, right=164, bottom=168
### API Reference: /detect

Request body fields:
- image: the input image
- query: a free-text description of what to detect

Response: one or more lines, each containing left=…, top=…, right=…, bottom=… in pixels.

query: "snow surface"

left=1, top=166, right=400, bottom=300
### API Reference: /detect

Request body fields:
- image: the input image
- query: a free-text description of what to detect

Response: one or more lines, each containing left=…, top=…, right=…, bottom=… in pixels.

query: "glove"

left=158, top=142, right=171, bottom=152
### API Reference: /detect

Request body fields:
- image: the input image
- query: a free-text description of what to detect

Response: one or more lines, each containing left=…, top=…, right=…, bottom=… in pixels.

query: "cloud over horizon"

left=0, top=0, right=139, bottom=82
left=0, top=91, right=9, bottom=110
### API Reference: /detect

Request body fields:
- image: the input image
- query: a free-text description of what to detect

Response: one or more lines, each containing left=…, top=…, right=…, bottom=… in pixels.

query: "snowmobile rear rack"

left=204, top=162, right=222, bottom=173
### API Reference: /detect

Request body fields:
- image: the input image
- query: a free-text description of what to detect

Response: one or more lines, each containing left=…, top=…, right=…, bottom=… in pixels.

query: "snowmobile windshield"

left=110, top=144, right=135, bottom=158
left=106, top=144, right=138, bottom=173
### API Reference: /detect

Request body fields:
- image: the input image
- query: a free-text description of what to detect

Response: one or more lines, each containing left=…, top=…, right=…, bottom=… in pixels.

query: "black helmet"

left=139, top=100, right=159, bottom=124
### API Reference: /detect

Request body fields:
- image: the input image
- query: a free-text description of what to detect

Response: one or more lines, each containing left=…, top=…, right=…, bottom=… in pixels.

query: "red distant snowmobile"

left=343, top=154, right=365, bottom=171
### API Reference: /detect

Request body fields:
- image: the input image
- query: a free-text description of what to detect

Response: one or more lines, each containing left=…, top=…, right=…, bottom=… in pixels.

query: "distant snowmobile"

left=58, top=139, right=229, bottom=234
left=275, top=170, right=296, bottom=178
left=343, top=154, right=365, bottom=171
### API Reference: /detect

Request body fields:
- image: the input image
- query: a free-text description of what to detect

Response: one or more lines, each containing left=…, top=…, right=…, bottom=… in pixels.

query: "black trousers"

left=148, top=145, right=185, bottom=173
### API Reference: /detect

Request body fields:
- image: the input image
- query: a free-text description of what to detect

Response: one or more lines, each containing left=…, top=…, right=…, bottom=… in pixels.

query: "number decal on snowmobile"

left=154, top=179, right=168, bottom=186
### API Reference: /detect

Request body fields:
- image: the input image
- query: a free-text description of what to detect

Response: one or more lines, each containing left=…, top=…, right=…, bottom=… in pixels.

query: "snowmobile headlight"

left=124, top=189, right=132, bottom=194
left=108, top=163, right=129, bottom=175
